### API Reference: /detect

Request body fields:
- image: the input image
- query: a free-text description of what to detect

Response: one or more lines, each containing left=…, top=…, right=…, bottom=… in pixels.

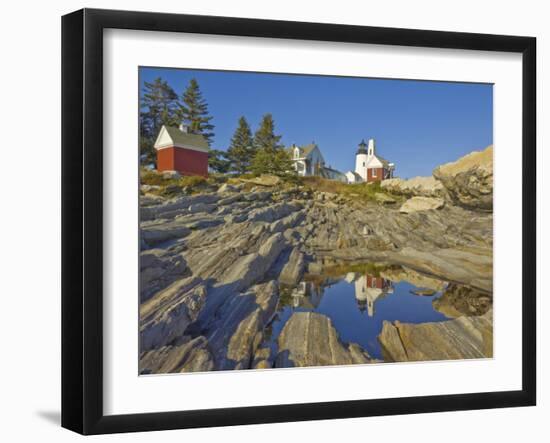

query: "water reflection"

left=273, top=264, right=455, bottom=360
left=353, top=273, right=393, bottom=316
left=289, top=281, right=323, bottom=309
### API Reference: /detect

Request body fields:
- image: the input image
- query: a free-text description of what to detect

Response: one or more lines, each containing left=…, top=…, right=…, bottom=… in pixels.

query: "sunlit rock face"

left=381, top=176, right=445, bottom=198
left=379, top=309, right=493, bottom=362
left=275, top=312, right=374, bottom=368
left=433, top=145, right=493, bottom=211
left=138, top=146, right=494, bottom=373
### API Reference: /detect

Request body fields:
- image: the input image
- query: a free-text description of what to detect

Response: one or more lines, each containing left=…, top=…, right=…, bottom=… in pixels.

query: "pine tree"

left=208, top=149, right=231, bottom=174
left=250, top=113, right=293, bottom=177
left=139, top=77, right=179, bottom=164
left=253, top=113, right=283, bottom=153
left=179, top=78, right=215, bottom=145
left=226, top=116, right=254, bottom=175
left=251, top=147, right=294, bottom=177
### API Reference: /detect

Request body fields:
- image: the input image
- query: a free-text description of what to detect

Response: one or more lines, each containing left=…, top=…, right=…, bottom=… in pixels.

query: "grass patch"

left=140, top=168, right=221, bottom=196
left=300, top=176, right=388, bottom=202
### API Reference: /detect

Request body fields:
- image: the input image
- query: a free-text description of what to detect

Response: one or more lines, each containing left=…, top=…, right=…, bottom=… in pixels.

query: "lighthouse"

left=354, top=139, right=369, bottom=181
left=352, top=138, right=395, bottom=183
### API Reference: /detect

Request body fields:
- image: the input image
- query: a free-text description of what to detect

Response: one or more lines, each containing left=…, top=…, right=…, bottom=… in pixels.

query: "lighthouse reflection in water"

left=272, top=267, right=449, bottom=360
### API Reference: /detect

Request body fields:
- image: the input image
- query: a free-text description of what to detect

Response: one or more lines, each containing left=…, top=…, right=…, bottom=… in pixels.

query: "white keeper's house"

left=288, top=143, right=347, bottom=182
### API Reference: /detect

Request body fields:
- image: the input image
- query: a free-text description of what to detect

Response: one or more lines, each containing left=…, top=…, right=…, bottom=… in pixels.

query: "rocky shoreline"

left=139, top=146, right=493, bottom=373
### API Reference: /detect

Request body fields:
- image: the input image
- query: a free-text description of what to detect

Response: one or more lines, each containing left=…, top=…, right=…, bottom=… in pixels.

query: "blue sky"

left=140, top=67, right=493, bottom=179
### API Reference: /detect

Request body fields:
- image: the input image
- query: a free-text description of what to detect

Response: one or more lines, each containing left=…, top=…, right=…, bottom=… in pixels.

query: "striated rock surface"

left=140, top=336, right=214, bottom=374
left=275, top=312, right=374, bottom=367
left=433, top=145, right=493, bottom=211
left=399, top=196, right=445, bottom=213
left=139, top=277, right=207, bottom=352
left=379, top=310, right=493, bottom=362
left=140, top=249, right=189, bottom=302
left=279, top=248, right=305, bottom=286
left=204, top=281, right=279, bottom=370
left=381, top=176, right=445, bottom=198
left=138, top=146, right=493, bottom=372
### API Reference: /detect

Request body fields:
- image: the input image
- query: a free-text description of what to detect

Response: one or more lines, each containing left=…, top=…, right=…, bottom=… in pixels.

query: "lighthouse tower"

left=354, top=139, right=369, bottom=181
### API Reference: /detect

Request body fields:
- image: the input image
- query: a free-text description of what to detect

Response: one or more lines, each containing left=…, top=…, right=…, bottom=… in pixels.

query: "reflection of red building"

left=354, top=273, right=393, bottom=316
left=154, top=124, right=209, bottom=177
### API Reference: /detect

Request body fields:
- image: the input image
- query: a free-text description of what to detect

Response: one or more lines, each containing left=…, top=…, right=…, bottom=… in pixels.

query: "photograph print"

left=138, top=67, right=493, bottom=375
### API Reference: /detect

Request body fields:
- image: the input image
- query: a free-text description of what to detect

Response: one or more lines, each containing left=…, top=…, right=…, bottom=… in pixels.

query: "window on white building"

left=373, top=169, right=377, bottom=177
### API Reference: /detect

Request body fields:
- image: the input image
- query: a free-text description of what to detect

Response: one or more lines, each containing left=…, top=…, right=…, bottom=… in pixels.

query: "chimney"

left=179, top=122, right=189, bottom=133
left=368, top=138, right=375, bottom=156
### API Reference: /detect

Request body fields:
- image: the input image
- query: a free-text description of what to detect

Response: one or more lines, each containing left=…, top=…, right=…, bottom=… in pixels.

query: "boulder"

left=381, top=176, right=445, bottom=198
left=433, top=145, right=493, bottom=210
left=378, top=310, right=493, bottom=362
left=432, top=283, right=492, bottom=318
left=399, top=196, right=445, bottom=213
left=275, top=312, right=372, bottom=367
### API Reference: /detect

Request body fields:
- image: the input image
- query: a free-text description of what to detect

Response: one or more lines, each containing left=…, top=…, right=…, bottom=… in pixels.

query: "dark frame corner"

left=62, top=8, right=536, bottom=435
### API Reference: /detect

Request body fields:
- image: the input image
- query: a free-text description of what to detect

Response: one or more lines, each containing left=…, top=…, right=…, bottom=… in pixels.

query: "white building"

left=289, top=143, right=325, bottom=176
left=289, top=143, right=347, bottom=181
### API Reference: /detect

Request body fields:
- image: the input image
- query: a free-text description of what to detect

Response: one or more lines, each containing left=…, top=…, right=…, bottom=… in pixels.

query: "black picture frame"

left=61, top=8, right=537, bottom=435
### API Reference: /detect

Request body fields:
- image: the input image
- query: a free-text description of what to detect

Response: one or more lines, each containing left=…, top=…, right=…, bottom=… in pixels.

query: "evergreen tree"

left=253, top=113, right=283, bottom=153
left=226, top=116, right=254, bottom=174
left=208, top=149, right=231, bottom=174
left=251, top=148, right=294, bottom=177
left=139, top=77, right=179, bottom=164
left=250, top=113, right=293, bottom=177
left=178, top=78, right=215, bottom=145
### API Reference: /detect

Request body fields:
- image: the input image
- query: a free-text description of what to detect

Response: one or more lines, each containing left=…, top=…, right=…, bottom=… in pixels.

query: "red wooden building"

left=154, top=124, right=209, bottom=177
